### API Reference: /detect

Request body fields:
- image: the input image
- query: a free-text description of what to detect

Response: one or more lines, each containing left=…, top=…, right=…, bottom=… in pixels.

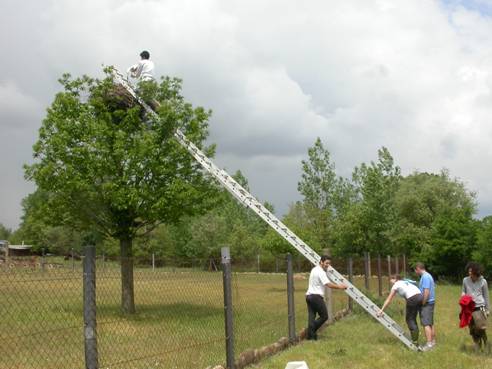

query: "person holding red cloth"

left=461, top=262, right=490, bottom=350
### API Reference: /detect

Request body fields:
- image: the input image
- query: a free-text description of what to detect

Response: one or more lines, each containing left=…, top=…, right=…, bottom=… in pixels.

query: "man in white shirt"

left=127, top=50, right=155, bottom=82
left=305, top=255, right=348, bottom=340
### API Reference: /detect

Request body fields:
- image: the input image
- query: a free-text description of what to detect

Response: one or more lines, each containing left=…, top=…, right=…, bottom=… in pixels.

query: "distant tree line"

left=5, top=137, right=490, bottom=278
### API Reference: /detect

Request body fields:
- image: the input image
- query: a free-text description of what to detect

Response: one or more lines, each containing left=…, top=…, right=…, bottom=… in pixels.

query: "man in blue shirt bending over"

left=415, top=262, right=436, bottom=351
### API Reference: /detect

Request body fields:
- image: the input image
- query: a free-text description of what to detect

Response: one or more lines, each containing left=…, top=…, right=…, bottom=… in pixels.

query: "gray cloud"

left=2, top=0, right=492, bottom=230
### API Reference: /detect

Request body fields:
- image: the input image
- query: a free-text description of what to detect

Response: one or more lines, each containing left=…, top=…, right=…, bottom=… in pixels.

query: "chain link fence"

left=0, top=249, right=408, bottom=369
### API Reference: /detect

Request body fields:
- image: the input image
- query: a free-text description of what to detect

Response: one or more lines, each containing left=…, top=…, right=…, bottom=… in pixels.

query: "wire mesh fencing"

left=0, top=248, right=408, bottom=369
left=0, top=256, right=85, bottom=369
left=93, top=254, right=226, bottom=369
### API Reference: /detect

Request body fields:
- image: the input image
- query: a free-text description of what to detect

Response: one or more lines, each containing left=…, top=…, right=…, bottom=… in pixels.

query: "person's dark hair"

left=466, top=262, right=482, bottom=277
left=414, top=262, right=426, bottom=270
left=140, top=50, right=150, bottom=59
left=320, top=255, right=332, bottom=263
left=391, top=274, right=402, bottom=281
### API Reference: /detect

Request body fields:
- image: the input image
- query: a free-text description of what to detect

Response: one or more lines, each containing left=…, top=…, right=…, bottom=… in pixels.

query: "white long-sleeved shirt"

left=127, top=59, right=154, bottom=81
left=306, top=265, right=331, bottom=297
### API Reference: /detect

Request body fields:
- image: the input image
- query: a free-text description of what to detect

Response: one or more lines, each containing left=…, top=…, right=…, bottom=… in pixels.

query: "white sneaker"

left=422, top=343, right=434, bottom=352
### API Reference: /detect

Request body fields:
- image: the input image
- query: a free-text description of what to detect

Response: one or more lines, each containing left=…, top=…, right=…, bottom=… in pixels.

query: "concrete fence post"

left=325, top=283, right=333, bottom=323
left=221, top=247, right=235, bottom=369
left=395, top=255, right=400, bottom=276
left=286, top=253, right=296, bottom=343
left=323, top=249, right=333, bottom=322
left=83, top=245, right=98, bottom=369
left=152, top=253, right=155, bottom=271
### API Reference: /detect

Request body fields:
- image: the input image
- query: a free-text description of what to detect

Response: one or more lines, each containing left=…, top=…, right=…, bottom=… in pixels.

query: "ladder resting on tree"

left=112, top=69, right=419, bottom=351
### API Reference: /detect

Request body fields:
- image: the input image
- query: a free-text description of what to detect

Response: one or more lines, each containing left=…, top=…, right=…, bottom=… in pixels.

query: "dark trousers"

left=406, top=294, right=423, bottom=341
left=306, top=294, right=328, bottom=339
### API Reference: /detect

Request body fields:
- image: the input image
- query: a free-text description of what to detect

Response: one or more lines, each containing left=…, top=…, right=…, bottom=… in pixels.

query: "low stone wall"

left=207, top=308, right=351, bottom=369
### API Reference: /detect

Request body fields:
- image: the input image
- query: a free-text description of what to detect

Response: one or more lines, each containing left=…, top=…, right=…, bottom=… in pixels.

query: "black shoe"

left=307, top=333, right=318, bottom=341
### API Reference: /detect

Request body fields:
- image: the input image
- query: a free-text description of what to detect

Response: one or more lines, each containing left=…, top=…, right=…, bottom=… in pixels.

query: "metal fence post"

left=286, top=254, right=296, bottom=343
left=387, top=255, right=392, bottom=290
left=152, top=253, right=155, bottom=271
left=221, top=247, right=234, bottom=369
left=83, top=245, right=98, bottom=369
left=348, top=257, right=353, bottom=311
left=377, top=254, right=382, bottom=297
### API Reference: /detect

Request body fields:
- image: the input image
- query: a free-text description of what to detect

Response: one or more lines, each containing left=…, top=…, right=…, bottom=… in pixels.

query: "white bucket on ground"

left=285, top=361, right=309, bottom=369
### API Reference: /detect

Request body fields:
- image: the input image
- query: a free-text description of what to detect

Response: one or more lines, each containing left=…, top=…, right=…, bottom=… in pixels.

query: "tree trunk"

left=120, top=236, right=135, bottom=314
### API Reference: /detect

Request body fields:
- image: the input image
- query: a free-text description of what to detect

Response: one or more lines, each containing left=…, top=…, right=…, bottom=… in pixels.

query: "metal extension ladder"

left=112, top=69, right=419, bottom=351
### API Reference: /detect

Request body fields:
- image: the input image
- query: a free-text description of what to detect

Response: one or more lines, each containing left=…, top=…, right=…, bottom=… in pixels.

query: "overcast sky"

left=1, top=0, right=492, bottom=230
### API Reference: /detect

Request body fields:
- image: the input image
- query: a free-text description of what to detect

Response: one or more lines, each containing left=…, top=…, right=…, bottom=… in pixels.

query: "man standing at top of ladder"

left=127, top=50, right=155, bottom=82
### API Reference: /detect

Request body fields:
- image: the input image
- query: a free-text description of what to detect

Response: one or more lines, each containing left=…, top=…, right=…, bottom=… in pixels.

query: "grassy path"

left=253, top=285, right=492, bottom=369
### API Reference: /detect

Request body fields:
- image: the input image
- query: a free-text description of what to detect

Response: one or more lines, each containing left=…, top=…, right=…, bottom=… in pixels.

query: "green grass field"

left=5, top=260, right=486, bottom=369
left=0, top=261, right=349, bottom=369
left=252, top=284, right=492, bottom=369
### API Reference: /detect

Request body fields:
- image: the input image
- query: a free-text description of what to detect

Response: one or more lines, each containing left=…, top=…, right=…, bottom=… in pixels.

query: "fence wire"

left=0, top=252, right=408, bottom=369
left=0, top=258, right=84, bottom=369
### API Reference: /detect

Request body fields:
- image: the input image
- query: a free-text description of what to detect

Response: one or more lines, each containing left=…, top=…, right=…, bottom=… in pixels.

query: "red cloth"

left=459, top=294, right=475, bottom=328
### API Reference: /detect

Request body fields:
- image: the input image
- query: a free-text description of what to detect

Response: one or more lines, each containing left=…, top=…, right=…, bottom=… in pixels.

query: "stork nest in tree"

left=103, top=84, right=139, bottom=110
left=103, top=83, right=161, bottom=112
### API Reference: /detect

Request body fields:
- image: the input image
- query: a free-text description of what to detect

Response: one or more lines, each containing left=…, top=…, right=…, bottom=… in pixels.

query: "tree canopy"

left=25, top=69, right=218, bottom=312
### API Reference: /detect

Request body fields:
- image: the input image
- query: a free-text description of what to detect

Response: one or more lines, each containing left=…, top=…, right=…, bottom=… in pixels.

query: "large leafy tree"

left=25, top=69, right=217, bottom=313
left=392, top=171, right=477, bottom=267
left=474, top=216, right=492, bottom=276
left=297, top=138, right=350, bottom=249
left=335, top=147, right=400, bottom=256
left=427, top=208, right=478, bottom=277
left=392, top=171, right=477, bottom=276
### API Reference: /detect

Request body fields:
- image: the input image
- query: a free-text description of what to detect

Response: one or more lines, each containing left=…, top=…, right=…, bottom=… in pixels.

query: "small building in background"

left=7, top=244, right=33, bottom=257
left=1, top=242, right=33, bottom=258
